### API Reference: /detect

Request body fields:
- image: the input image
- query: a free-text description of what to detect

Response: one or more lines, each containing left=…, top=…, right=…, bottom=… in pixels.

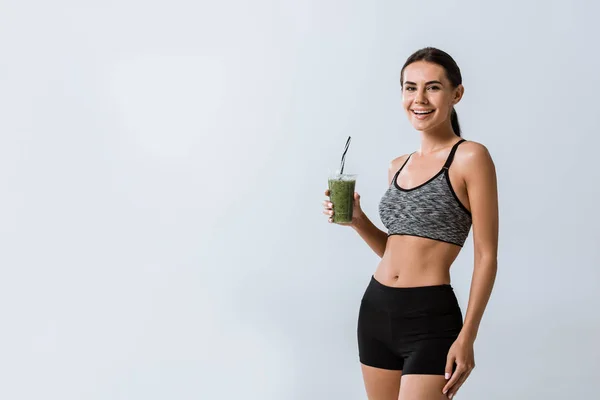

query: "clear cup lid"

left=328, top=170, right=357, bottom=180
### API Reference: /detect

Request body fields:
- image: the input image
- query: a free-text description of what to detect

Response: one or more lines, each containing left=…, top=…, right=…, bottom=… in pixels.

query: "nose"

left=415, top=88, right=428, bottom=104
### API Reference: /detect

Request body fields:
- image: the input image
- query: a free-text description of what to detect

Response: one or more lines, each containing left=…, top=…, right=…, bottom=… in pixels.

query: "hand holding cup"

left=323, top=188, right=363, bottom=226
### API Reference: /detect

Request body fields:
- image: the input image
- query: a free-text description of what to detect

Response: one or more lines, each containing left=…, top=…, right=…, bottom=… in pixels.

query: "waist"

left=386, top=234, right=462, bottom=255
left=361, top=275, right=461, bottom=317
left=377, top=236, right=459, bottom=285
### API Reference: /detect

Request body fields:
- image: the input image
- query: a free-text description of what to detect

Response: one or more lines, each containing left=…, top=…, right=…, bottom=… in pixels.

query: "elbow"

left=475, top=255, right=497, bottom=270
left=474, top=243, right=497, bottom=264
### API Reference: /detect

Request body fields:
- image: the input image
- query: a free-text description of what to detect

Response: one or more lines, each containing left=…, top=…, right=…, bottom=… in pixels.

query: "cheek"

left=434, top=93, right=452, bottom=108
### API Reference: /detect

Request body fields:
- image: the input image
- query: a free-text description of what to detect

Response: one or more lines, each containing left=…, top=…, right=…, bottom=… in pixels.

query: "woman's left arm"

left=459, top=142, right=499, bottom=341
left=443, top=142, right=499, bottom=399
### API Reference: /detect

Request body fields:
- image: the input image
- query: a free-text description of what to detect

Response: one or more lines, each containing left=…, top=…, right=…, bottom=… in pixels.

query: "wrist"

left=352, top=211, right=367, bottom=229
left=458, top=326, right=478, bottom=343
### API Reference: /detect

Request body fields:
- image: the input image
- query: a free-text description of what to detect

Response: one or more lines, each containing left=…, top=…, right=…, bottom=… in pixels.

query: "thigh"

left=357, top=299, right=405, bottom=371
left=360, top=363, right=402, bottom=400
left=398, top=375, right=448, bottom=400
left=401, top=338, right=456, bottom=376
left=357, top=299, right=404, bottom=399
left=397, top=339, right=454, bottom=400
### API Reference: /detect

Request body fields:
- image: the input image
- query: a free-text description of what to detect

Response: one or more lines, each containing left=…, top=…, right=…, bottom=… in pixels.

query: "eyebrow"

left=403, top=80, right=443, bottom=86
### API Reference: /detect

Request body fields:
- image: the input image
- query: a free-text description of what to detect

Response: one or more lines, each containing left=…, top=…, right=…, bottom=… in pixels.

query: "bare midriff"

left=373, top=235, right=462, bottom=288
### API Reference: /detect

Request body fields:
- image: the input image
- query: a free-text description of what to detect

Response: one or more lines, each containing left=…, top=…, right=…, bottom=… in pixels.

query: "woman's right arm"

left=351, top=213, right=388, bottom=258
left=350, top=156, right=407, bottom=258
left=323, top=156, right=407, bottom=258
left=323, top=191, right=388, bottom=258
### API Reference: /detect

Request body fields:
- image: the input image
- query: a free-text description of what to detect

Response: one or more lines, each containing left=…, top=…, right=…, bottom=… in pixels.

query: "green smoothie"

left=328, top=174, right=357, bottom=223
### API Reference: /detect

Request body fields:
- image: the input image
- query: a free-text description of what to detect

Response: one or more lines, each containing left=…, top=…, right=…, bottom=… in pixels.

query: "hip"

left=358, top=275, right=463, bottom=341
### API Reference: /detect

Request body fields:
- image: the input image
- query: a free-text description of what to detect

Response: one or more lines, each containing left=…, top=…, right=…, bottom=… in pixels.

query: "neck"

left=418, top=125, right=459, bottom=155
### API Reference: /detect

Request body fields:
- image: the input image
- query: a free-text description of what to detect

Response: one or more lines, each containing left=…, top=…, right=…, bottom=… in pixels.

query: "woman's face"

left=401, top=61, right=463, bottom=132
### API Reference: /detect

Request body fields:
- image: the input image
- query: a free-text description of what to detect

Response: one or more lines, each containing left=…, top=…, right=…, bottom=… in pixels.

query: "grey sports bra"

left=378, top=139, right=472, bottom=247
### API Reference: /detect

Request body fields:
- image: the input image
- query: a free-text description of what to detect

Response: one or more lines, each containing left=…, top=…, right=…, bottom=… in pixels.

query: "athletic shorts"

left=357, top=275, right=463, bottom=375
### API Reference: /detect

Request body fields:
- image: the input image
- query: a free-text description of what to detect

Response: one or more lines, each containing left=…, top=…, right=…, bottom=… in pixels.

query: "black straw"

left=339, top=136, right=351, bottom=177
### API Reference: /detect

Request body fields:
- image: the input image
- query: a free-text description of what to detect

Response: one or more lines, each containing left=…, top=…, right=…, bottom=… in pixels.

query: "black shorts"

left=357, top=275, right=463, bottom=375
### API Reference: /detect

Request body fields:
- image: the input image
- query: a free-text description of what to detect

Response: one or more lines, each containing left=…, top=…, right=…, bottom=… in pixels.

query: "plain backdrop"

left=1, top=1, right=599, bottom=399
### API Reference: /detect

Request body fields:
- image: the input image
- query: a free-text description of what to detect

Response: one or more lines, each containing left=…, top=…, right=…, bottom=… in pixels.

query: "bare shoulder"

left=387, top=153, right=410, bottom=185
left=454, top=140, right=497, bottom=187
left=455, top=140, right=495, bottom=169
left=389, top=153, right=411, bottom=170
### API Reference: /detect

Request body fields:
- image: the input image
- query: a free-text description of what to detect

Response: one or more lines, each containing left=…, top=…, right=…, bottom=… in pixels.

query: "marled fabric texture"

left=378, top=140, right=472, bottom=247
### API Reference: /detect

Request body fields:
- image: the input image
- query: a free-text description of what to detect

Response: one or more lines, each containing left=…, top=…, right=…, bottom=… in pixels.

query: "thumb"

left=354, top=192, right=361, bottom=202
left=444, top=355, right=454, bottom=380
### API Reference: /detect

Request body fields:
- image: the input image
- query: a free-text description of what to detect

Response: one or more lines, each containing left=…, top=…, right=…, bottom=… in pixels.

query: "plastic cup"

left=327, top=173, right=357, bottom=223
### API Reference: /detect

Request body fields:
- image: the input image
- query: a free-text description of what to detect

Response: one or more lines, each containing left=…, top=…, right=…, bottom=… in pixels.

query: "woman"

left=323, top=47, right=498, bottom=399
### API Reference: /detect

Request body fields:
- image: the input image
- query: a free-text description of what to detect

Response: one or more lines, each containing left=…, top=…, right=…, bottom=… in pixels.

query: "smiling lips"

left=412, top=109, right=435, bottom=119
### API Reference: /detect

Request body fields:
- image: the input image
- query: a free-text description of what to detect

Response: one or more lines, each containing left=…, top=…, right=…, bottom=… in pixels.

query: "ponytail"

left=451, top=107, right=461, bottom=137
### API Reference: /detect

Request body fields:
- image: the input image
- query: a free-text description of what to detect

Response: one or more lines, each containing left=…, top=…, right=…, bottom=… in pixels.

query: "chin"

left=410, top=120, right=440, bottom=132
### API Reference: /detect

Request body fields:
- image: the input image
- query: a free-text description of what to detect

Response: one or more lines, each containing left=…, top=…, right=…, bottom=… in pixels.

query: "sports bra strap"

left=398, top=152, right=414, bottom=172
left=442, top=139, right=466, bottom=170
left=390, top=152, right=414, bottom=186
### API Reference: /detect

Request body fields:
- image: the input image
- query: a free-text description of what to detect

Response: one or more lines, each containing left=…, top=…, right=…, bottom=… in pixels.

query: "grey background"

left=1, top=1, right=598, bottom=399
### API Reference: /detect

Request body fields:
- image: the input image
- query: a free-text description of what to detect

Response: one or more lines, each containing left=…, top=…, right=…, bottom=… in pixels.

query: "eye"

left=427, top=86, right=441, bottom=91
left=405, top=87, right=416, bottom=92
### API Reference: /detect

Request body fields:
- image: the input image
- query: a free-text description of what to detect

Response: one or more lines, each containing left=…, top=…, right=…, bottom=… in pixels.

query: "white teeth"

left=413, top=110, right=434, bottom=114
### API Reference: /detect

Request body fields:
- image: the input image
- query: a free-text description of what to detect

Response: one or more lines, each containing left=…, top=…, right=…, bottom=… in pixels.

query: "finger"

left=444, top=356, right=454, bottom=381
left=445, top=366, right=469, bottom=396
left=443, top=365, right=463, bottom=391
left=322, top=200, right=333, bottom=209
left=324, top=189, right=330, bottom=196
left=322, top=209, right=334, bottom=216
left=443, top=366, right=464, bottom=395
left=448, top=370, right=472, bottom=399
left=328, top=217, right=333, bottom=223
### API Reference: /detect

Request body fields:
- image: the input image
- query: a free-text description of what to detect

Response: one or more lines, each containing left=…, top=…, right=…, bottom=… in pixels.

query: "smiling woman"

left=401, top=50, right=464, bottom=139
left=322, top=47, right=499, bottom=400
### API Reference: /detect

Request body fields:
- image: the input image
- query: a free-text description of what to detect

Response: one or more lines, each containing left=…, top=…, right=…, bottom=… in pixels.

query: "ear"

left=452, top=84, right=464, bottom=105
